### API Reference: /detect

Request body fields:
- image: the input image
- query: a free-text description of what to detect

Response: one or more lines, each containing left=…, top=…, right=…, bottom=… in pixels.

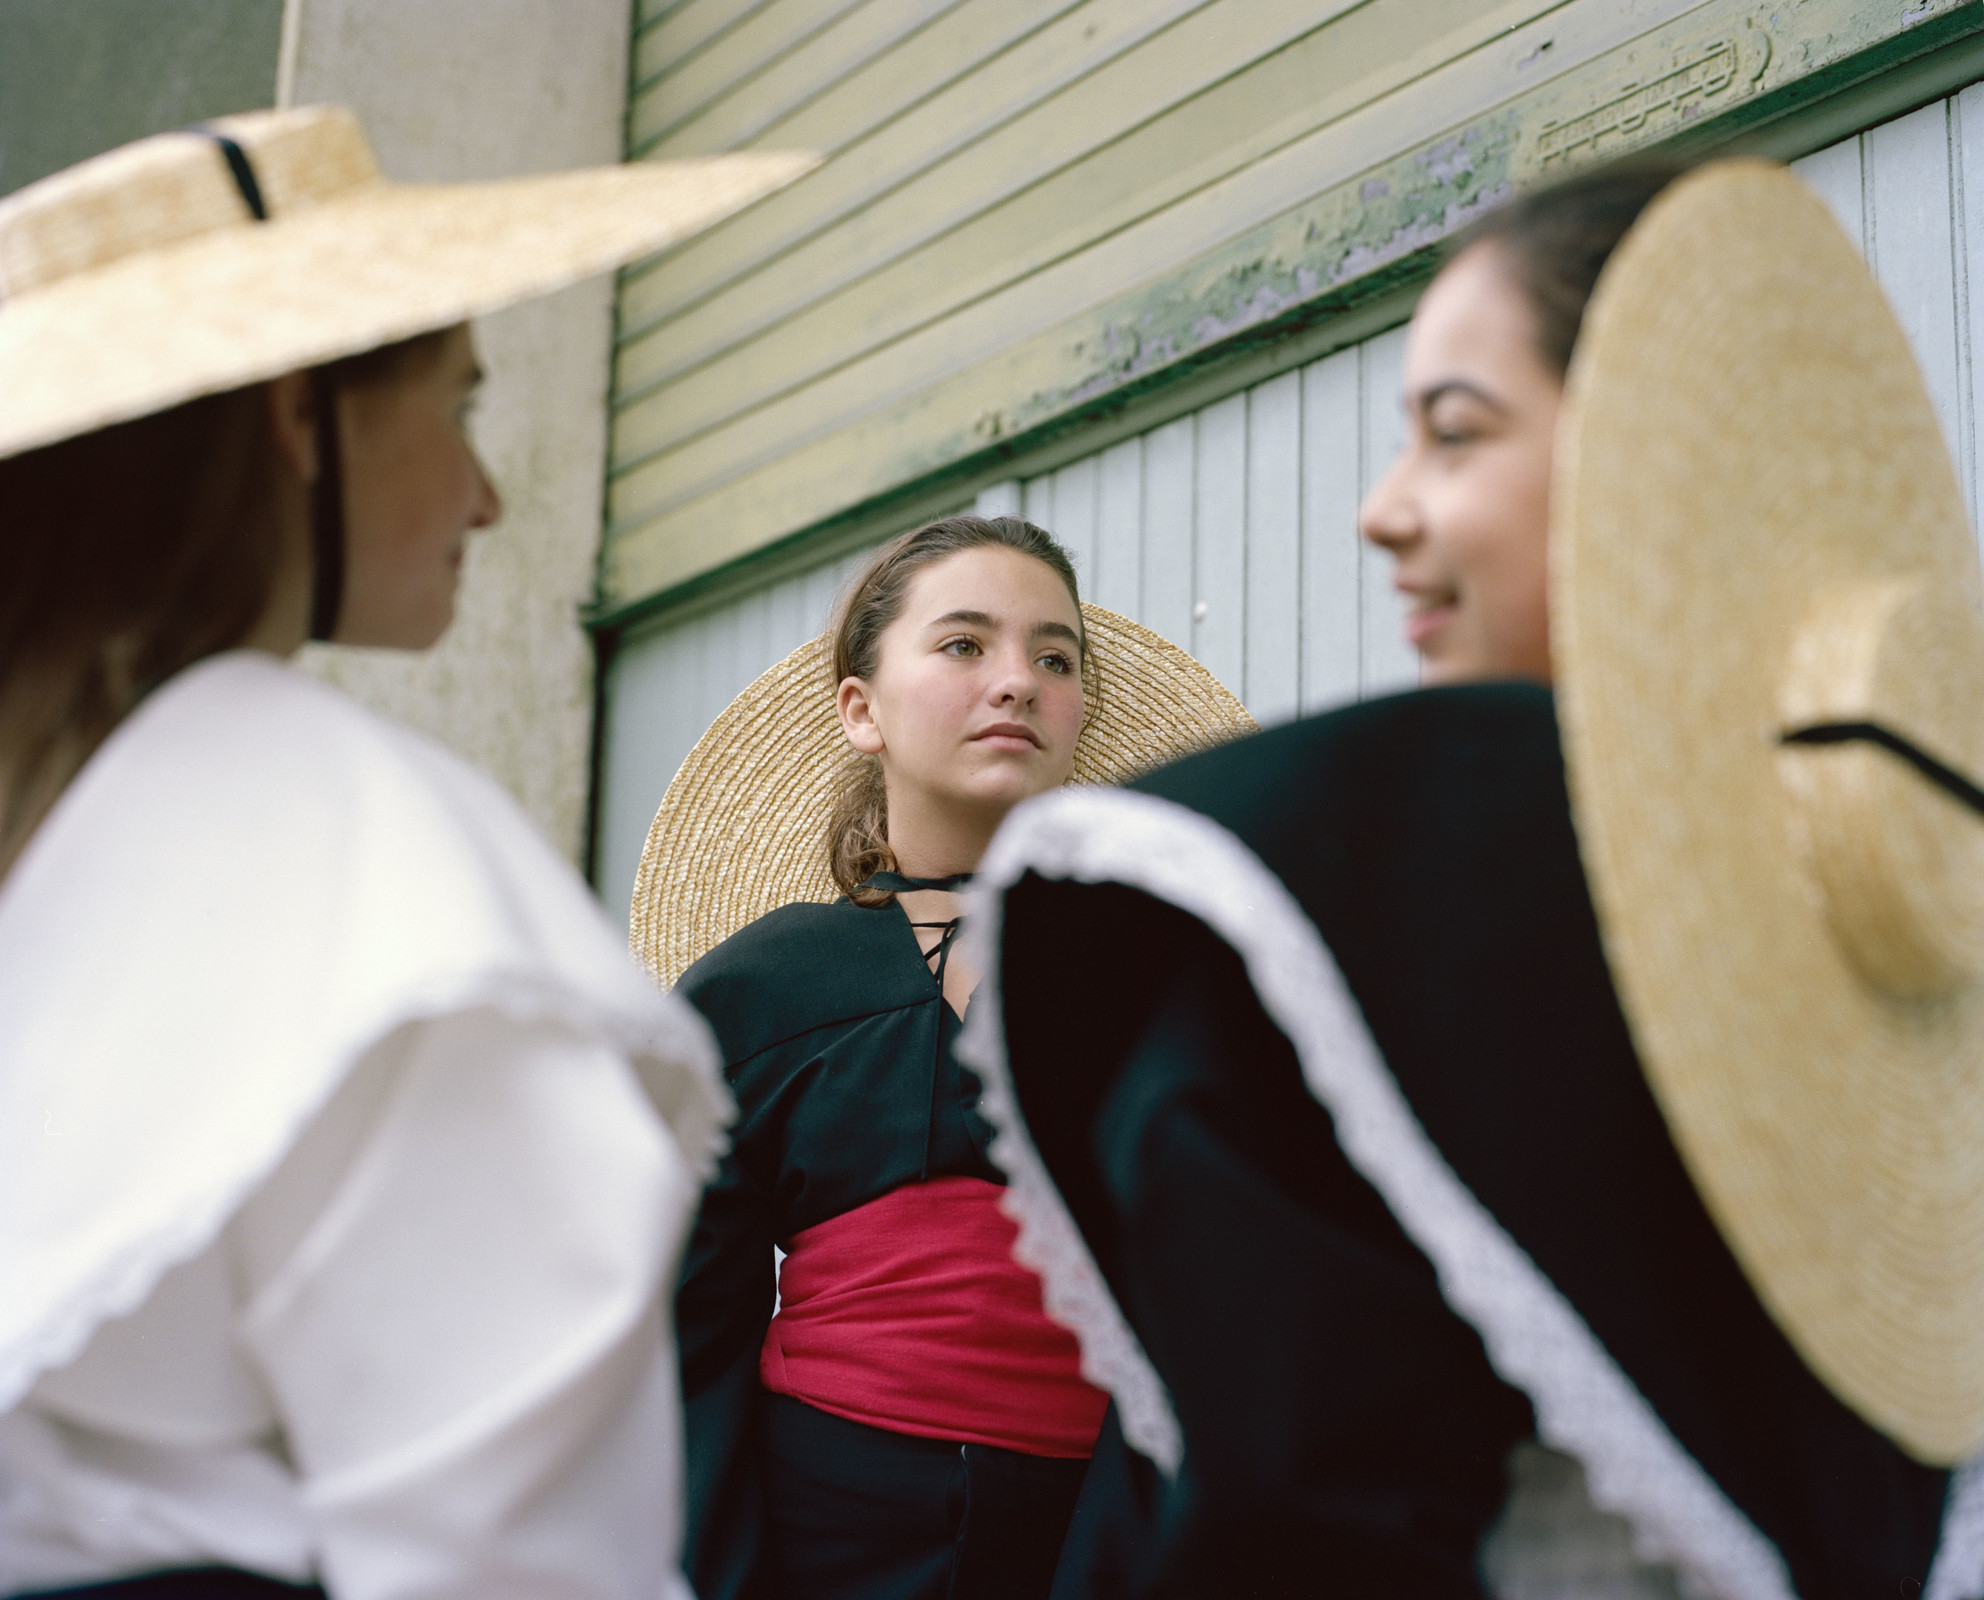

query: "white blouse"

left=0, top=654, right=726, bottom=1599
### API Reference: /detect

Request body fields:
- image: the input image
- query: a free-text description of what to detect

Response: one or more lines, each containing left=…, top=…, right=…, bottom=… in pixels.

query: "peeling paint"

left=952, top=0, right=1984, bottom=475
left=1007, top=109, right=1521, bottom=428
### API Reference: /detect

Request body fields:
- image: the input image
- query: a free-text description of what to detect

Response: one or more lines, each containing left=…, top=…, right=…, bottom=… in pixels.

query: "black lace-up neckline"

left=858, top=872, right=974, bottom=1179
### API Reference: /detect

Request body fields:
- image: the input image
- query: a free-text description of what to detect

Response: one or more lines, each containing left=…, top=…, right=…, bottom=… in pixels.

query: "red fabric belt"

left=759, top=1176, right=1107, bottom=1459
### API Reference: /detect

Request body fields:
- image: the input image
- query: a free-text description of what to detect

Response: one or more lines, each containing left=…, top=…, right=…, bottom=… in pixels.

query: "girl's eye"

left=1039, top=652, right=1074, bottom=675
left=942, top=637, right=981, bottom=657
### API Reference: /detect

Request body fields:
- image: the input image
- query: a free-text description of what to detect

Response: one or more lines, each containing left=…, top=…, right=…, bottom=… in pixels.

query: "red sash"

left=759, top=1176, right=1107, bottom=1458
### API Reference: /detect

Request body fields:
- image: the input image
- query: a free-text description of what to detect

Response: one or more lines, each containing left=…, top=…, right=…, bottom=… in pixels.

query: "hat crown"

left=0, top=106, right=380, bottom=301
left=1778, top=577, right=1984, bottom=999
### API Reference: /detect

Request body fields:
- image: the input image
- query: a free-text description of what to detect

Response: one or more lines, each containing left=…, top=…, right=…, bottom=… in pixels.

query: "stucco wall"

left=286, top=0, right=629, bottom=865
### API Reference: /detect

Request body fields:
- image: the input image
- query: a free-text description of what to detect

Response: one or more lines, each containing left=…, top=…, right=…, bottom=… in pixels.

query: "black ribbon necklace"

left=858, top=871, right=975, bottom=894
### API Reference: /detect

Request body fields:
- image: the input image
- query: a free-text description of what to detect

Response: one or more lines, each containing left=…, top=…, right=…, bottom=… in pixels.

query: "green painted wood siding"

left=606, top=0, right=1604, bottom=607
left=595, top=84, right=1984, bottom=915
left=605, top=0, right=1984, bottom=622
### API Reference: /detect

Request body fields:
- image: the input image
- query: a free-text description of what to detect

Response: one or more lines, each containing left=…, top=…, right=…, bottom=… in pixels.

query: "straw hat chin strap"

left=192, top=125, right=345, bottom=643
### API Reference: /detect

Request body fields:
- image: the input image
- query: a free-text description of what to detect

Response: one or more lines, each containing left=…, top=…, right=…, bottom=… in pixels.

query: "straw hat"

left=0, top=105, right=813, bottom=459
left=1554, top=159, right=1984, bottom=1464
left=632, top=604, right=1255, bottom=986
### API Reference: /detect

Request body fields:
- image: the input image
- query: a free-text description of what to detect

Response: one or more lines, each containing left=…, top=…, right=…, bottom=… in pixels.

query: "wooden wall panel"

left=639, top=0, right=956, bottom=158
left=1244, top=370, right=1304, bottom=726
left=1866, top=103, right=1966, bottom=472
left=1093, top=437, right=1145, bottom=619
left=1191, top=392, right=1249, bottom=695
left=1299, top=347, right=1363, bottom=712
left=1139, top=417, right=1197, bottom=652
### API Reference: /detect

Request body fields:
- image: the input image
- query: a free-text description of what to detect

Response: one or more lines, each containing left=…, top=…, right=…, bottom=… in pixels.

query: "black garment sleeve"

left=676, top=1140, right=779, bottom=1600
left=1006, top=881, right=1535, bottom=1599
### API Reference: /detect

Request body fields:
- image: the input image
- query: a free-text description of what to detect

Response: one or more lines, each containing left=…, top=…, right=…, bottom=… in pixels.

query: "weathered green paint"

left=938, top=0, right=1977, bottom=476
left=595, top=0, right=1984, bottom=628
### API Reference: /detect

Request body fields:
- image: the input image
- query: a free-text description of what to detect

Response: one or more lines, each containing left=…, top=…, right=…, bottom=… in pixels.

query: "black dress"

left=967, top=684, right=1965, bottom=1600
left=676, top=894, right=1093, bottom=1600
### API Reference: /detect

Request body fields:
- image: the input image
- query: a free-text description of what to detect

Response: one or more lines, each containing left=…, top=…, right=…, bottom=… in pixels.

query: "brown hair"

left=827, top=514, right=1087, bottom=905
left=1449, top=160, right=1689, bottom=378
left=0, top=386, right=287, bottom=877
left=0, top=330, right=451, bottom=879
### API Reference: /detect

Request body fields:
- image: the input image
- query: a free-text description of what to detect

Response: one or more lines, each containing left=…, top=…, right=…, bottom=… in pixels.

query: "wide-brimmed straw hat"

left=0, top=105, right=813, bottom=459
left=1555, top=158, right=1984, bottom=1464
left=632, top=605, right=1255, bottom=986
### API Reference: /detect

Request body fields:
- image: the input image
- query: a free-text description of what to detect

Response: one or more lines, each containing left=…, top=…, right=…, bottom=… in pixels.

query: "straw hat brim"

left=1554, top=159, right=1984, bottom=1463
left=632, top=604, right=1256, bottom=987
left=0, top=153, right=813, bottom=459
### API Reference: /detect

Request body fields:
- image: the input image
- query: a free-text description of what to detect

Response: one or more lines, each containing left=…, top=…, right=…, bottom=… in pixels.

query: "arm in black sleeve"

left=1005, top=880, right=1535, bottom=1599
left=676, top=1122, right=779, bottom=1600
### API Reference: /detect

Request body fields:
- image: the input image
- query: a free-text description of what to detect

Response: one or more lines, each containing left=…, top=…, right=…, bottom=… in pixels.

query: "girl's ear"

left=837, top=676, right=886, bottom=756
left=264, top=370, right=320, bottom=485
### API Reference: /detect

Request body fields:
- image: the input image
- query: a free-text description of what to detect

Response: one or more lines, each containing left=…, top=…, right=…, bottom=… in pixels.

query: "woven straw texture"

left=1555, top=159, right=1984, bottom=1463
left=631, top=605, right=1254, bottom=986
left=0, top=106, right=813, bottom=459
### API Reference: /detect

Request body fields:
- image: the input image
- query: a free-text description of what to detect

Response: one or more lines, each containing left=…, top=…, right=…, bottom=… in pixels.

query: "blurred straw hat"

left=0, top=105, right=813, bottom=459
left=1554, top=158, right=1984, bottom=1463
left=632, top=604, right=1255, bottom=986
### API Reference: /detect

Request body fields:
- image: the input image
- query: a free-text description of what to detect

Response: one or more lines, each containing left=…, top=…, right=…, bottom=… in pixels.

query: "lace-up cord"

left=909, top=913, right=963, bottom=1180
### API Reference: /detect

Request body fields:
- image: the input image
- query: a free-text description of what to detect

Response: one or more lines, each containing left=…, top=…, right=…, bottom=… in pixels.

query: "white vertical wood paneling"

left=1021, top=472, right=1054, bottom=530
left=1139, top=415, right=1198, bottom=650
left=1244, top=370, right=1303, bottom=725
left=1094, top=436, right=1144, bottom=617
left=1192, top=393, right=1249, bottom=694
left=1866, top=102, right=1967, bottom=478
left=599, top=91, right=1984, bottom=913
left=1793, top=137, right=1866, bottom=249
left=975, top=478, right=1023, bottom=517
left=766, top=567, right=806, bottom=662
left=1051, top=454, right=1101, bottom=593
left=1357, top=325, right=1419, bottom=697
left=1959, top=83, right=1984, bottom=540
left=1300, top=346, right=1363, bottom=713
left=800, top=556, right=844, bottom=638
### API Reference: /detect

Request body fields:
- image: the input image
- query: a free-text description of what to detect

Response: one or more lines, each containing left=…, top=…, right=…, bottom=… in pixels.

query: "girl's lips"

left=1404, top=600, right=1457, bottom=648
left=974, top=733, right=1039, bottom=752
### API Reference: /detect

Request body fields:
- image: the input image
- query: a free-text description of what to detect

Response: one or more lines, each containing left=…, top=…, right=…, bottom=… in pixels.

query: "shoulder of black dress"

left=677, top=897, right=930, bottom=1066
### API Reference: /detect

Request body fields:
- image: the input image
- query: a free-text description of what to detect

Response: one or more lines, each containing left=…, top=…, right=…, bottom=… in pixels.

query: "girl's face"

left=1358, top=242, right=1562, bottom=685
left=336, top=324, right=501, bottom=649
left=839, top=545, right=1086, bottom=823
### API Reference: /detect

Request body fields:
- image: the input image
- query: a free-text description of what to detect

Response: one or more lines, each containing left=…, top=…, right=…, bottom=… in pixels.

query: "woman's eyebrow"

left=929, top=609, right=996, bottom=629
left=1032, top=621, right=1081, bottom=645
left=1407, top=378, right=1508, bottom=416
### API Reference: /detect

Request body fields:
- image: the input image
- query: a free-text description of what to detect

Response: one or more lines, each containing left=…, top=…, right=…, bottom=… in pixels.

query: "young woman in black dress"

left=674, top=516, right=1110, bottom=1600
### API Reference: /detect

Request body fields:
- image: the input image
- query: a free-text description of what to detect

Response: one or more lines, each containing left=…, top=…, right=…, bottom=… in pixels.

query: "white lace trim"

left=1928, top=1453, right=1984, bottom=1600
left=956, top=785, right=1796, bottom=1600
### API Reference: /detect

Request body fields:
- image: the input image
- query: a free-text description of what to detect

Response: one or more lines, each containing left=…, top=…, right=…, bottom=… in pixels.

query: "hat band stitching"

left=1782, top=721, right=1984, bottom=816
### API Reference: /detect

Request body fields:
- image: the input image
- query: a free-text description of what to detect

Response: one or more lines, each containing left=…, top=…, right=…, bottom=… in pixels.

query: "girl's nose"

left=990, top=647, right=1037, bottom=704
left=1358, top=453, right=1418, bottom=554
